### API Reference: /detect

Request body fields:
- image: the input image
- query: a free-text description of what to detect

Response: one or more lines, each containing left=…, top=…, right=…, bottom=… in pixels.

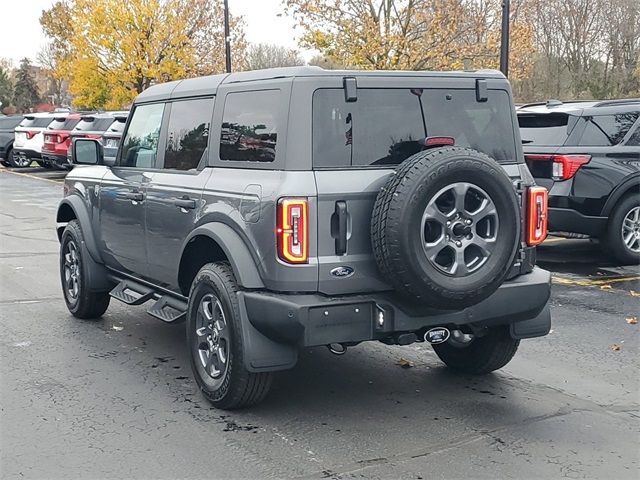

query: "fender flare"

left=56, top=197, right=104, bottom=264
left=601, top=173, right=640, bottom=217
left=181, top=223, right=265, bottom=289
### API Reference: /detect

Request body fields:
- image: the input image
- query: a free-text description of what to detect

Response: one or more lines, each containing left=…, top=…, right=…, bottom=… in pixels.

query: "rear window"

left=75, top=117, right=115, bottom=132
left=576, top=112, right=639, bottom=146
left=47, top=117, right=80, bottom=131
left=0, top=116, right=23, bottom=129
left=518, top=113, right=578, bottom=146
left=312, top=88, right=517, bottom=168
left=106, top=118, right=127, bottom=133
left=20, top=116, right=54, bottom=128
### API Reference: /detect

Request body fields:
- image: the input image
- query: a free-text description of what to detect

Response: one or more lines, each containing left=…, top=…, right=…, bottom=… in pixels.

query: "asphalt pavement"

left=1, top=167, right=638, bottom=479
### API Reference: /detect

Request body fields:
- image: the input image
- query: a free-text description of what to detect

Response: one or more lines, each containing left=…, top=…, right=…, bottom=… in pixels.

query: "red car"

left=41, top=113, right=83, bottom=169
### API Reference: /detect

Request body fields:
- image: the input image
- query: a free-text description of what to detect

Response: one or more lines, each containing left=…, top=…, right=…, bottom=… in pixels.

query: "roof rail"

left=593, top=98, right=640, bottom=107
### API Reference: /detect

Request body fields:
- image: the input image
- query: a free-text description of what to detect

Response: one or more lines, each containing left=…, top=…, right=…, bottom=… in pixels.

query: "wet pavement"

left=1, top=167, right=639, bottom=479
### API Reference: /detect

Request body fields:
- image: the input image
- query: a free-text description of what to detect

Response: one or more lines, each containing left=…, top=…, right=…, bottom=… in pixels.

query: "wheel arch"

left=56, top=197, right=103, bottom=264
left=178, top=223, right=265, bottom=295
left=601, top=174, right=640, bottom=218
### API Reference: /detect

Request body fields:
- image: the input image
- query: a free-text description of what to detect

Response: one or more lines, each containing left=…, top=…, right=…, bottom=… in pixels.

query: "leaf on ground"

left=600, top=284, right=612, bottom=290
left=626, top=317, right=638, bottom=325
left=630, top=290, right=640, bottom=297
left=397, top=358, right=414, bottom=369
left=611, top=344, right=621, bottom=352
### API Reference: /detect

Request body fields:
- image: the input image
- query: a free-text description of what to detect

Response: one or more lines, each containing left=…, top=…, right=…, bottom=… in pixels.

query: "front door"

left=98, top=102, right=166, bottom=277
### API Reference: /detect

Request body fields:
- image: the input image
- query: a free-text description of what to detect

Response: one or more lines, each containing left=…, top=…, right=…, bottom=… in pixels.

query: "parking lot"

left=1, top=165, right=638, bottom=479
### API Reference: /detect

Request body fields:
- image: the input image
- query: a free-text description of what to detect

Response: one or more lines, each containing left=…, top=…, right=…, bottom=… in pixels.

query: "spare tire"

left=371, top=147, right=520, bottom=309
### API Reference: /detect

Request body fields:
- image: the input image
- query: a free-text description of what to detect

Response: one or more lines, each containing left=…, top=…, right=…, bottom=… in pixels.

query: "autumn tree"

left=0, top=66, right=13, bottom=111
left=244, top=43, right=304, bottom=71
left=40, top=0, right=247, bottom=109
left=13, top=58, right=40, bottom=113
left=284, top=0, right=535, bottom=79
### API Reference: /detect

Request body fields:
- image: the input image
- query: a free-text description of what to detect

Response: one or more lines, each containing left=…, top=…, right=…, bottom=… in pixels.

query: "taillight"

left=526, top=186, right=548, bottom=246
left=25, top=131, right=38, bottom=140
left=525, top=154, right=591, bottom=181
left=277, top=198, right=308, bottom=264
left=422, top=136, right=455, bottom=148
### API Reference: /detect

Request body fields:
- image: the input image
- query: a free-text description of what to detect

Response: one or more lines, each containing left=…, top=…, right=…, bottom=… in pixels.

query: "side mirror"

left=71, top=138, right=104, bottom=165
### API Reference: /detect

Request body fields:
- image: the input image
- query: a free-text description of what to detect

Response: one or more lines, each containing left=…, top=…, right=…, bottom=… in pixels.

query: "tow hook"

left=327, top=343, right=347, bottom=355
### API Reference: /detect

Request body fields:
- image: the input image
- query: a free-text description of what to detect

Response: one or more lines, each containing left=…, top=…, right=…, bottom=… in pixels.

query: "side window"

left=625, top=125, right=640, bottom=146
left=577, top=112, right=640, bottom=146
left=164, top=97, right=213, bottom=171
left=119, top=103, right=165, bottom=168
left=220, top=90, right=279, bottom=162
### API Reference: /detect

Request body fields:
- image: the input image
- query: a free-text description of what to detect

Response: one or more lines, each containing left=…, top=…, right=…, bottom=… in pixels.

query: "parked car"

left=102, top=111, right=129, bottom=164
left=13, top=113, right=57, bottom=168
left=56, top=113, right=120, bottom=169
left=58, top=67, right=551, bottom=409
left=41, top=113, right=84, bottom=169
left=0, top=115, right=24, bottom=167
left=518, top=99, right=640, bottom=264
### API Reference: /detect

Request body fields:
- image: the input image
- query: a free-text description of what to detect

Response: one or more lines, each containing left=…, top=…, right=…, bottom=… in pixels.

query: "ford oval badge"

left=330, top=266, right=355, bottom=278
left=424, top=327, right=450, bottom=344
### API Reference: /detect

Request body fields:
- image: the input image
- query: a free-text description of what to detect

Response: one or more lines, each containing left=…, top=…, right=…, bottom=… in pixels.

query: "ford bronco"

left=57, top=67, right=551, bottom=409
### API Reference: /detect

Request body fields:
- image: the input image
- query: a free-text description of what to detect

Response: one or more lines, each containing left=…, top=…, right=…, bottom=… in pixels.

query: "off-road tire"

left=432, top=326, right=519, bottom=374
left=60, top=220, right=110, bottom=319
left=602, top=194, right=640, bottom=265
left=371, top=147, right=520, bottom=308
left=187, top=262, right=273, bottom=409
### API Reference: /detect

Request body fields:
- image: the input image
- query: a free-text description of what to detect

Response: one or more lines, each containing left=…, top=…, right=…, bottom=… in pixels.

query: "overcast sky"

left=0, top=0, right=315, bottom=68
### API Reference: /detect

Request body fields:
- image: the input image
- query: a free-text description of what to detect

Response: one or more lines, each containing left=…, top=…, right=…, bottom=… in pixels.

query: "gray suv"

left=57, top=67, right=551, bottom=409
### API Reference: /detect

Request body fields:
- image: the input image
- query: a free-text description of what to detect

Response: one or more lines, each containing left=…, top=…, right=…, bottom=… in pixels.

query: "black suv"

left=518, top=99, right=640, bottom=263
left=57, top=67, right=551, bottom=409
left=0, top=115, right=24, bottom=167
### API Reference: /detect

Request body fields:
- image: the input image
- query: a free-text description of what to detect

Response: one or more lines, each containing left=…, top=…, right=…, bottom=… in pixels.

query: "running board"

left=109, top=280, right=155, bottom=305
left=147, top=296, right=187, bottom=323
left=109, top=278, right=187, bottom=323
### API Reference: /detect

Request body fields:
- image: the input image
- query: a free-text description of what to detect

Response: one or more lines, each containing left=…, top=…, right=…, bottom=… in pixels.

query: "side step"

left=109, top=280, right=155, bottom=305
left=147, top=296, right=187, bottom=323
left=109, top=279, right=187, bottom=323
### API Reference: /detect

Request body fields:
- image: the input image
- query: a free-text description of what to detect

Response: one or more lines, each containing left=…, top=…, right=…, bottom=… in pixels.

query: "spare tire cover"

left=371, top=146, right=521, bottom=309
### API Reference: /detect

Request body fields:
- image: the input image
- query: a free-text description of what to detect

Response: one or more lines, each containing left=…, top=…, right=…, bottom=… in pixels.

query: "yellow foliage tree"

left=283, top=0, right=535, bottom=79
left=41, top=0, right=247, bottom=109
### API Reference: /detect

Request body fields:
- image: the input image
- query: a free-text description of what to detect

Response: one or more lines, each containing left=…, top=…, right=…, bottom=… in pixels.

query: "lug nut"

left=456, top=241, right=462, bottom=247
left=465, top=219, right=472, bottom=225
left=446, top=221, right=451, bottom=226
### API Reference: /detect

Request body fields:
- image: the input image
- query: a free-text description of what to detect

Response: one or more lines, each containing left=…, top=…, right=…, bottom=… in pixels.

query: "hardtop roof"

left=134, top=66, right=507, bottom=103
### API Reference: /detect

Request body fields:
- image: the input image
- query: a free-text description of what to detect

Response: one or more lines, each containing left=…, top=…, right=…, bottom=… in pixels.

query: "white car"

left=13, top=113, right=57, bottom=168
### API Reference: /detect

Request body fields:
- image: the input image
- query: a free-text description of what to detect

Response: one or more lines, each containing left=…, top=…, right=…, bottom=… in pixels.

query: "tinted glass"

left=20, top=117, right=53, bottom=128
left=518, top=113, right=577, bottom=146
left=220, top=90, right=279, bottom=162
left=577, top=112, right=640, bottom=146
left=75, top=117, right=115, bottom=132
left=119, top=103, right=165, bottom=168
left=107, top=118, right=127, bottom=133
left=47, top=117, right=79, bottom=130
left=313, top=88, right=517, bottom=167
left=47, top=118, right=67, bottom=130
left=164, top=98, right=212, bottom=170
left=0, top=116, right=23, bottom=129
left=626, top=126, right=640, bottom=146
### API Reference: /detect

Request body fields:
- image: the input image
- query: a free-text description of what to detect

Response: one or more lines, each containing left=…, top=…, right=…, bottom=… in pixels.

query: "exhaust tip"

left=327, top=343, right=347, bottom=355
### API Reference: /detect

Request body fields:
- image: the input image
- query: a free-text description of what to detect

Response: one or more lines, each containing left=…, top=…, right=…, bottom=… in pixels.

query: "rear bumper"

left=42, top=153, right=72, bottom=169
left=549, top=207, right=607, bottom=236
left=242, top=267, right=551, bottom=350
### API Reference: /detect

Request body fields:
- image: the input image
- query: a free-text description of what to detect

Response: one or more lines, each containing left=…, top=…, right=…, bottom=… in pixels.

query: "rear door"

left=98, top=102, right=166, bottom=277
left=145, top=96, right=215, bottom=288
left=312, top=78, right=521, bottom=295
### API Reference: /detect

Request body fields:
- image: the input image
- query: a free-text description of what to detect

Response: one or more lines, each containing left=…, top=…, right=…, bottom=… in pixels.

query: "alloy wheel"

left=63, top=240, right=81, bottom=301
left=420, top=182, right=499, bottom=277
left=195, top=293, right=229, bottom=379
left=621, top=206, right=640, bottom=253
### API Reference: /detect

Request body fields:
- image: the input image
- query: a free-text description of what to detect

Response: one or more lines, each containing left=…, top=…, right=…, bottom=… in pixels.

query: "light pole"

left=499, top=0, right=510, bottom=77
left=224, top=0, right=232, bottom=73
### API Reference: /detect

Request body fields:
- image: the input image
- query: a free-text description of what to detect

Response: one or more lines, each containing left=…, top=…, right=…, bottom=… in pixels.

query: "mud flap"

left=510, top=304, right=551, bottom=339
left=237, top=292, right=298, bottom=373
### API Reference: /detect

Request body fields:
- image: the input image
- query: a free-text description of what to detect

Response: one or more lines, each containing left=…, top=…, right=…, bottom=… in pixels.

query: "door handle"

left=334, top=201, right=348, bottom=255
left=174, top=197, right=196, bottom=210
left=117, top=191, right=144, bottom=201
